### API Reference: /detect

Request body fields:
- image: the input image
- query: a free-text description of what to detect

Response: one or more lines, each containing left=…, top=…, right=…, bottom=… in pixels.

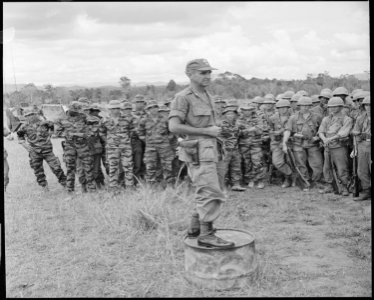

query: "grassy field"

left=4, top=136, right=372, bottom=297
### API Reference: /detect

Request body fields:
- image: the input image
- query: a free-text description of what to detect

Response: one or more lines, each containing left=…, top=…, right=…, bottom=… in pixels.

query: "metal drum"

left=184, top=228, right=258, bottom=290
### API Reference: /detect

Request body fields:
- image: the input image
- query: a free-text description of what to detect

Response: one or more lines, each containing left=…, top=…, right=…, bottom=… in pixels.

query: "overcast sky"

left=3, top=1, right=370, bottom=86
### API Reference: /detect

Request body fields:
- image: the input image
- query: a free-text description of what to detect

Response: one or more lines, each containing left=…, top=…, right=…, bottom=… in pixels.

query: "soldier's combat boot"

left=197, top=222, right=235, bottom=249
left=186, top=212, right=200, bottom=238
left=281, top=175, right=292, bottom=188
left=231, top=184, right=246, bottom=192
left=291, top=174, right=297, bottom=187
left=248, top=181, right=255, bottom=188
left=354, top=188, right=371, bottom=201
left=81, top=184, right=88, bottom=193
left=257, top=181, right=265, bottom=189
left=319, top=183, right=334, bottom=194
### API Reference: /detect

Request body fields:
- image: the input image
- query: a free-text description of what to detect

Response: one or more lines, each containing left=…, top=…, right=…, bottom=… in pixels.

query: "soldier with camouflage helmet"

left=350, top=95, right=371, bottom=201
left=137, top=100, right=175, bottom=186
left=217, top=106, right=246, bottom=192
left=282, top=97, right=323, bottom=191
left=268, top=100, right=294, bottom=188
left=54, top=101, right=96, bottom=193
left=311, top=90, right=331, bottom=118
left=318, top=97, right=354, bottom=196
left=237, top=103, right=267, bottom=188
left=289, top=94, right=301, bottom=115
left=99, top=100, right=135, bottom=194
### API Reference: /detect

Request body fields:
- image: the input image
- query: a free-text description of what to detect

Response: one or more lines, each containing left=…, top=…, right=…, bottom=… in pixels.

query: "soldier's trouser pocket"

left=198, top=139, right=218, bottom=162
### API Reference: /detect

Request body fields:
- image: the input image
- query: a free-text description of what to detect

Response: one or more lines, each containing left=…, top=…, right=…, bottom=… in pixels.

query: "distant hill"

left=353, top=73, right=370, bottom=81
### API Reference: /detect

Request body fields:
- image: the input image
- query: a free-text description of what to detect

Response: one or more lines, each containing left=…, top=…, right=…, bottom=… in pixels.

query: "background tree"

left=119, top=76, right=131, bottom=99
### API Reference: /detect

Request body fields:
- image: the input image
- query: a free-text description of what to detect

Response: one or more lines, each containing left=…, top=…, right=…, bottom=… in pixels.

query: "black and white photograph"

left=2, top=1, right=371, bottom=297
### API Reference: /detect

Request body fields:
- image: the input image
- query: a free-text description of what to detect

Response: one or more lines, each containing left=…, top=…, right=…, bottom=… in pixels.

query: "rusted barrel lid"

left=184, top=228, right=255, bottom=250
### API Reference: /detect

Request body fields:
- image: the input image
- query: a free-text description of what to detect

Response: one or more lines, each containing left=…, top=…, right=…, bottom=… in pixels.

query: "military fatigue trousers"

left=271, top=143, right=292, bottom=176
left=64, top=143, right=96, bottom=192
left=357, top=141, right=371, bottom=189
left=132, top=139, right=146, bottom=180
left=239, top=143, right=267, bottom=183
left=107, top=146, right=134, bottom=189
left=188, top=161, right=226, bottom=223
left=144, top=143, right=175, bottom=184
left=93, top=153, right=105, bottom=187
left=29, top=150, right=67, bottom=188
left=217, top=148, right=242, bottom=187
left=293, top=145, right=323, bottom=182
left=323, top=147, right=349, bottom=185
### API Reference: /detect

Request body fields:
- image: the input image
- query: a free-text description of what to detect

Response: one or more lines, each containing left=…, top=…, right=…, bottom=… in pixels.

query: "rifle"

left=352, top=136, right=360, bottom=197
left=286, top=146, right=311, bottom=189
left=325, top=146, right=343, bottom=195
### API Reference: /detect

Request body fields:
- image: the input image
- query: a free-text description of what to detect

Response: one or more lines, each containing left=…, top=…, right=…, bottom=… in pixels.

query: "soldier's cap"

left=223, top=99, right=239, bottom=108
left=145, top=100, right=159, bottom=110
left=158, top=105, right=170, bottom=112
left=68, top=101, right=82, bottom=112
left=353, top=91, right=370, bottom=101
left=89, top=103, right=101, bottom=111
left=186, top=58, right=217, bottom=72
left=134, top=95, right=146, bottom=102
left=107, top=100, right=122, bottom=109
left=121, top=102, right=133, bottom=110
left=222, top=107, right=238, bottom=114
left=290, top=94, right=301, bottom=102
left=81, top=103, right=91, bottom=110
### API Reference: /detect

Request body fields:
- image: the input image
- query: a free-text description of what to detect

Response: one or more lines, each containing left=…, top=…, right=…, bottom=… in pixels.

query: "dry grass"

left=4, top=137, right=372, bottom=297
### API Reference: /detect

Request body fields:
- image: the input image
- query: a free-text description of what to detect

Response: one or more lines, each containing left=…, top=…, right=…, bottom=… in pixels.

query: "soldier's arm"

left=98, top=119, right=107, bottom=143
left=336, top=116, right=353, bottom=139
left=137, top=118, right=146, bottom=141
left=54, top=118, right=65, bottom=138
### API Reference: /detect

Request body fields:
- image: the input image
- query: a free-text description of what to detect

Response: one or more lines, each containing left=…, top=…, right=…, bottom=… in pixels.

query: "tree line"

left=3, top=71, right=370, bottom=108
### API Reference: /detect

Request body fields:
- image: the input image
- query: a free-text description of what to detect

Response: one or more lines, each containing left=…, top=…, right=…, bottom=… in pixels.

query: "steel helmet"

left=321, top=88, right=332, bottom=94
left=296, top=90, right=308, bottom=96
left=276, top=94, right=284, bottom=101
left=264, top=94, right=275, bottom=101
left=351, top=89, right=363, bottom=95
left=252, top=96, right=263, bottom=104
left=78, top=97, right=90, bottom=104
left=222, top=106, right=238, bottom=115
left=332, top=87, right=349, bottom=96
left=327, top=97, right=344, bottom=107
left=362, top=95, right=370, bottom=105
left=145, top=100, right=159, bottom=110
left=213, top=95, right=225, bottom=103
left=282, top=91, right=295, bottom=99
left=90, top=103, right=101, bottom=111
left=311, top=95, right=320, bottom=103
left=297, top=97, right=313, bottom=106
left=224, top=99, right=239, bottom=108
left=24, top=111, right=38, bottom=117
left=290, top=94, right=301, bottom=102
left=158, top=105, right=170, bottom=112
left=319, top=90, right=332, bottom=99
left=240, top=103, right=256, bottom=111
left=276, top=99, right=291, bottom=108
left=263, top=98, right=276, bottom=104
left=353, top=91, right=370, bottom=101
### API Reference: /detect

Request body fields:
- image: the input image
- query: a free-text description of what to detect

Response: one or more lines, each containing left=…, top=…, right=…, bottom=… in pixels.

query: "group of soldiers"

left=212, top=87, right=371, bottom=201
left=3, top=86, right=371, bottom=201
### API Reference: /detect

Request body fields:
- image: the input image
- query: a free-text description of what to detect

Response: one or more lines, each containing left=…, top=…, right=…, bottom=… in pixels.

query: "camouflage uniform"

left=238, top=110, right=267, bottom=184
left=137, top=108, right=175, bottom=184
left=318, top=111, right=353, bottom=188
left=18, top=117, right=67, bottom=188
left=217, top=115, right=242, bottom=188
left=55, top=109, right=96, bottom=193
left=100, top=113, right=134, bottom=190
left=285, top=111, right=323, bottom=183
left=310, top=105, right=328, bottom=118
left=269, top=112, right=293, bottom=177
left=132, top=110, right=147, bottom=180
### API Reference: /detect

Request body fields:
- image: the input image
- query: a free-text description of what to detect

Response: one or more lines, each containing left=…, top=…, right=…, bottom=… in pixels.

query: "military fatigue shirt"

left=137, top=114, right=170, bottom=144
left=318, top=112, right=353, bottom=148
left=219, top=119, right=240, bottom=150
left=310, top=105, right=328, bottom=118
left=268, top=112, right=290, bottom=144
left=237, top=114, right=264, bottom=145
left=86, top=115, right=103, bottom=154
left=55, top=114, right=91, bottom=144
left=17, top=120, right=54, bottom=153
left=353, top=112, right=371, bottom=141
left=100, top=115, right=134, bottom=148
left=285, top=111, right=322, bottom=148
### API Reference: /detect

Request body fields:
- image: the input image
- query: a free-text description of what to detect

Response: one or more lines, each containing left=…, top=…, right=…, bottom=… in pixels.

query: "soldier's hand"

left=205, top=126, right=221, bottom=137
left=350, top=149, right=357, bottom=158
left=20, top=142, right=32, bottom=152
left=294, top=133, right=304, bottom=139
left=312, top=136, right=320, bottom=142
left=282, top=143, right=288, bottom=153
left=351, top=130, right=360, bottom=136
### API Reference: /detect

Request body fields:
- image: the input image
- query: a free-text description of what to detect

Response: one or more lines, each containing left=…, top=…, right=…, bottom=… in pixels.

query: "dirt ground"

left=4, top=137, right=372, bottom=297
